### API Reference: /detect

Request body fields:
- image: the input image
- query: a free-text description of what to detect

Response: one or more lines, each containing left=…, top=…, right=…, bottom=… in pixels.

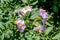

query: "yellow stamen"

left=24, top=6, right=29, bottom=10
left=20, top=11, right=23, bottom=15
left=36, top=27, right=40, bottom=31
left=43, top=10, right=46, bottom=12
left=24, top=8, right=27, bottom=10
left=19, top=24, right=22, bottom=28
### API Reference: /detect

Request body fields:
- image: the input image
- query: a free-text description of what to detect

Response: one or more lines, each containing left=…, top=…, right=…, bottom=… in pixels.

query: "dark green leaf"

left=52, top=5, right=58, bottom=13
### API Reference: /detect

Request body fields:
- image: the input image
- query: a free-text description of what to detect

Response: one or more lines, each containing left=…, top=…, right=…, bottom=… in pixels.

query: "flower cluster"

left=15, top=19, right=26, bottom=32
left=15, top=6, right=49, bottom=33
left=18, top=6, right=32, bottom=16
left=33, top=8, right=49, bottom=33
left=15, top=6, right=32, bottom=32
left=39, top=8, right=49, bottom=26
left=33, top=25, right=45, bottom=33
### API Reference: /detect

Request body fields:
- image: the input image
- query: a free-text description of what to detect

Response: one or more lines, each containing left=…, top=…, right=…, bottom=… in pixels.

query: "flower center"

left=36, top=27, right=40, bottom=31
left=20, top=11, right=23, bottom=15
left=19, top=23, right=22, bottom=28
left=24, top=8, right=27, bottom=10
left=24, top=6, right=29, bottom=10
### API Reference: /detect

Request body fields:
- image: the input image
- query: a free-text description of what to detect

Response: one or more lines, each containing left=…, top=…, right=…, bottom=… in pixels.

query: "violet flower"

left=33, top=25, right=45, bottom=33
left=18, top=6, right=32, bottom=16
left=39, top=8, right=49, bottom=20
left=39, top=8, right=49, bottom=25
left=18, top=9, right=25, bottom=16
left=42, top=19, right=47, bottom=26
left=15, top=19, right=26, bottom=32
left=22, top=6, right=32, bottom=13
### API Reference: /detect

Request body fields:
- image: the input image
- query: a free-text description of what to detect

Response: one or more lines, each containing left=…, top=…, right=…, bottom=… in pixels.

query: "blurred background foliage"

left=0, top=0, right=60, bottom=40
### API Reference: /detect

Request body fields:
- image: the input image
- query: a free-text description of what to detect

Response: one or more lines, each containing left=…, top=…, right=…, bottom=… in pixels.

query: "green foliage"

left=52, top=33, right=60, bottom=39
left=44, top=26, right=53, bottom=35
left=52, top=5, right=58, bottom=13
left=30, top=8, right=39, bottom=19
left=0, top=0, right=60, bottom=40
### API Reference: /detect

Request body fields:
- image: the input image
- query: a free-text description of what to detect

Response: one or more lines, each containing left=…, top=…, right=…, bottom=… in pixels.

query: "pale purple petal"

left=39, top=26, right=45, bottom=31
left=16, top=19, right=26, bottom=32
left=28, top=6, right=32, bottom=11
left=42, top=19, right=47, bottom=26
left=39, top=8, right=49, bottom=20
left=33, top=27, right=36, bottom=31
left=22, top=25, right=26, bottom=29
left=33, top=25, right=45, bottom=33
left=18, top=28, right=24, bottom=32
left=18, top=9, right=25, bottom=16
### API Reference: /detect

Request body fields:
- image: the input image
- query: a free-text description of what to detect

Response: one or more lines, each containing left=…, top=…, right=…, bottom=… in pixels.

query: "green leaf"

left=0, top=9, right=2, bottom=14
left=41, top=0, right=46, bottom=2
left=1, top=0, right=4, bottom=4
left=4, top=29, right=13, bottom=38
left=33, top=22, right=41, bottom=26
left=44, top=26, right=53, bottom=35
left=30, top=11, right=39, bottom=19
left=31, top=1, right=38, bottom=5
left=0, top=30, right=2, bottom=33
left=52, top=33, right=60, bottom=39
left=0, top=33, right=4, bottom=40
left=52, top=5, right=58, bottom=13
left=4, top=33, right=10, bottom=38
left=0, top=22, right=5, bottom=30
left=46, top=22, right=53, bottom=27
left=22, top=0, right=28, bottom=3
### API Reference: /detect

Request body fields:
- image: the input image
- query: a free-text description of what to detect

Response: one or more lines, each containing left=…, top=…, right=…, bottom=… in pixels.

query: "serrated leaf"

left=52, top=33, right=60, bottom=39
left=44, top=26, right=53, bottom=35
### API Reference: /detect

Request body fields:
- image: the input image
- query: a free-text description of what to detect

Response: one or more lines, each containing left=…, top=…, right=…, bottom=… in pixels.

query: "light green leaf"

left=52, top=33, right=60, bottom=39
left=4, top=29, right=13, bottom=38
left=4, top=33, right=10, bottom=38
left=0, top=30, right=2, bottom=33
left=33, top=22, right=41, bottom=26
left=46, top=22, right=53, bottom=27
left=31, top=1, right=38, bottom=5
left=30, top=11, right=39, bottom=19
left=0, top=22, right=5, bottom=30
left=0, top=33, right=4, bottom=40
left=44, top=26, right=53, bottom=35
left=22, top=0, right=28, bottom=3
